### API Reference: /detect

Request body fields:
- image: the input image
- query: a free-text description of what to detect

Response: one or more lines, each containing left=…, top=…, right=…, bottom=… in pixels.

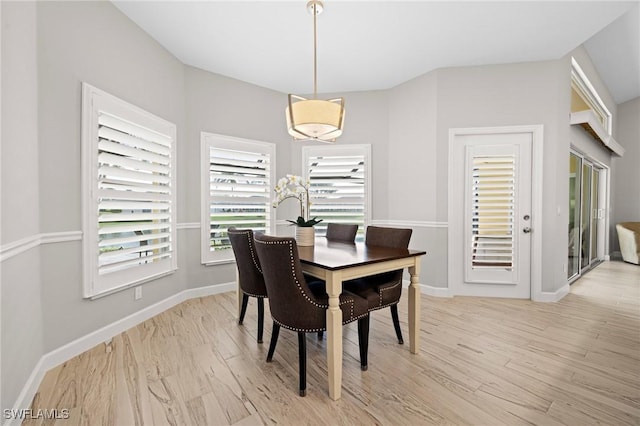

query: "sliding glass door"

left=590, top=168, right=600, bottom=264
left=568, top=153, right=581, bottom=280
left=568, top=151, right=605, bottom=281
left=581, top=162, right=592, bottom=270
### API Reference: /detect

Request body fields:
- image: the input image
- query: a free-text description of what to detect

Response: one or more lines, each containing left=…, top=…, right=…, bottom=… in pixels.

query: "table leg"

left=325, top=271, right=343, bottom=400
left=408, top=259, right=421, bottom=354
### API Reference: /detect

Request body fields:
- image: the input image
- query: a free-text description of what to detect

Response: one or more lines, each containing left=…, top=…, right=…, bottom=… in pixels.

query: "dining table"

left=295, top=238, right=427, bottom=400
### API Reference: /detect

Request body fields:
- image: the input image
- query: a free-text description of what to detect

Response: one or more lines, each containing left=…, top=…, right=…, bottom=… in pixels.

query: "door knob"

left=523, top=227, right=532, bottom=234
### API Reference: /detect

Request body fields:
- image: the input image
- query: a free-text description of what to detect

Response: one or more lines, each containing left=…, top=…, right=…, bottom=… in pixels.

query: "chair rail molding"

left=0, top=231, right=82, bottom=262
left=1, top=224, right=201, bottom=263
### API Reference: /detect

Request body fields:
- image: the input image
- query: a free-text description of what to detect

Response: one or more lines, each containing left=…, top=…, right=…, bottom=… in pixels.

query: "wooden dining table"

left=296, top=238, right=426, bottom=400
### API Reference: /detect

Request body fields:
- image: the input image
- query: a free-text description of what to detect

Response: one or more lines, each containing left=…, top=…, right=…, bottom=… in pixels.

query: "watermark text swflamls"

left=3, top=408, right=70, bottom=420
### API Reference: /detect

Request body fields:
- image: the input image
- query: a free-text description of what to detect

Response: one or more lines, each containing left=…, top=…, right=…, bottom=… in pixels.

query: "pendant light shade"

left=286, top=95, right=345, bottom=141
left=286, top=1, right=345, bottom=143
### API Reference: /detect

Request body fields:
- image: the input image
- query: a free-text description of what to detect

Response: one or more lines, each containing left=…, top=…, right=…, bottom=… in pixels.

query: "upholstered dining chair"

left=325, top=223, right=359, bottom=243
left=227, top=227, right=268, bottom=344
left=253, top=233, right=371, bottom=397
left=343, top=225, right=412, bottom=344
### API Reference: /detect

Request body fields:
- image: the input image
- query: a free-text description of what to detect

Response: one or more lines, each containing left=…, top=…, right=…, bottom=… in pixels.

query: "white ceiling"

left=112, top=1, right=640, bottom=104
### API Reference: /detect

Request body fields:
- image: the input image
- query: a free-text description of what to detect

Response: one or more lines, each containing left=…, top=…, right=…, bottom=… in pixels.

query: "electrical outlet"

left=134, top=286, right=142, bottom=300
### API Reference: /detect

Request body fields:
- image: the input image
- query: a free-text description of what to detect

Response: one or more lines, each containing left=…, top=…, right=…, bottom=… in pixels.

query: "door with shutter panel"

left=450, top=129, right=533, bottom=299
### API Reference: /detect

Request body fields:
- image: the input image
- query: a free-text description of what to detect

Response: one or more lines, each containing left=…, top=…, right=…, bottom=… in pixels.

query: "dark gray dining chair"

left=343, top=225, right=412, bottom=344
left=325, top=223, right=358, bottom=243
left=253, top=233, right=371, bottom=396
left=227, top=227, right=268, bottom=343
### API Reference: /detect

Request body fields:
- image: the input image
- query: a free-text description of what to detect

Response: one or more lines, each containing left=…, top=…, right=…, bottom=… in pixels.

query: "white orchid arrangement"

left=272, top=174, right=323, bottom=227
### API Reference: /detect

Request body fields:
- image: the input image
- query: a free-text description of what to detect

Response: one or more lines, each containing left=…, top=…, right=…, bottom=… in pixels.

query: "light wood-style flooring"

left=26, top=261, right=639, bottom=425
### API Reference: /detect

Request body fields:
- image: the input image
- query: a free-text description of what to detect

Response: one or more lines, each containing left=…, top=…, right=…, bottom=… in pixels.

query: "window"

left=201, top=133, right=275, bottom=264
left=302, top=144, right=371, bottom=240
left=571, top=57, right=612, bottom=135
left=82, top=83, right=177, bottom=298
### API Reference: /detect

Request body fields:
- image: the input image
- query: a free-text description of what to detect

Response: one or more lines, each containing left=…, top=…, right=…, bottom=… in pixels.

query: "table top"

left=297, top=238, right=426, bottom=271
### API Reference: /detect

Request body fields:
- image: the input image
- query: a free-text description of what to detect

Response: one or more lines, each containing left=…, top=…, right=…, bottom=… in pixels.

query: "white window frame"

left=302, top=144, right=371, bottom=240
left=81, top=83, right=177, bottom=299
left=201, top=132, right=276, bottom=265
left=571, top=57, right=612, bottom=135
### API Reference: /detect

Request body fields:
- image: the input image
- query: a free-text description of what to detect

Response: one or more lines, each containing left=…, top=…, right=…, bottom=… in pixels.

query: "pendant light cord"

left=313, top=2, right=318, bottom=99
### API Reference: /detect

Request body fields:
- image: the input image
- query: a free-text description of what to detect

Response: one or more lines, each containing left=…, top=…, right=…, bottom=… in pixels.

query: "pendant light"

left=286, top=0, right=345, bottom=143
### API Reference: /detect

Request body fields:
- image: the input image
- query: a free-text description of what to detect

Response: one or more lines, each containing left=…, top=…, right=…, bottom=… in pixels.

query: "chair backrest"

left=325, top=223, right=358, bottom=243
left=253, top=234, right=327, bottom=331
left=228, top=227, right=268, bottom=298
left=365, top=226, right=412, bottom=249
left=365, top=226, right=413, bottom=280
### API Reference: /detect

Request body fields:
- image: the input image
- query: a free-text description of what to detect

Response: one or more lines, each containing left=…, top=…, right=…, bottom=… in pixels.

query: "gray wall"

left=1, top=1, right=44, bottom=411
left=387, top=71, right=445, bottom=288
left=614, top=96, right=640, bottom=222
left=611, top=96, right=640, bottom=251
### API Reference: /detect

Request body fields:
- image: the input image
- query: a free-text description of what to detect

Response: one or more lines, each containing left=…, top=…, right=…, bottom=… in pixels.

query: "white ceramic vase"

left=295, top=226, right=315, bottom=246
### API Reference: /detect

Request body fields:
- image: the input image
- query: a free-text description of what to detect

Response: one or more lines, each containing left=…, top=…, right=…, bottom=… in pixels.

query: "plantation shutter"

left=201, top=133, right=275, bottom=264
left=82, top=83, right=177, bottom=298
left=470, top=155, right=515, bottom=270
left=303, top=145, right=371, bottom=240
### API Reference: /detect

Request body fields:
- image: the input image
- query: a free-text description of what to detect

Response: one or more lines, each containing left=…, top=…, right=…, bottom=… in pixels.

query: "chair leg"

left=298, top=332, right=307, bottom=397
left=390, top=304, right=404, bottom=344
left=357, top=315, right=370, bottom=371
left=238, top=294, right=249, bottom=325
left=257, top=298, right=264, bottom=343
left=266, top=324, right=280, bottom=362
left=317, top=331, right=323, bottom=340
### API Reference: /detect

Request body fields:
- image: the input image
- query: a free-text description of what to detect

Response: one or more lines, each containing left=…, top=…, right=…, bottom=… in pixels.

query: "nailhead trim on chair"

left=229, top=229, right=263, bottom=274
left=255, top=238, right=367, bottom=325
left=378, top=280, right=401, bottom=308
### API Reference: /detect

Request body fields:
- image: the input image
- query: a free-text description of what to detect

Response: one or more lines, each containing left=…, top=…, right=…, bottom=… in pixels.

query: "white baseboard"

left=7, top=282, right=234, bottom=426
left=420, top=284, right=453, bottom=297
left=402, top=280, right=452, bottom=297
left=533, top=284, right=570, bottom=303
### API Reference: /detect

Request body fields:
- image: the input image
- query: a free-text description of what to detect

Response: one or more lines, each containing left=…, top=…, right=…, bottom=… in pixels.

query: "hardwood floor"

left=26, top=261, right=639, bottom=425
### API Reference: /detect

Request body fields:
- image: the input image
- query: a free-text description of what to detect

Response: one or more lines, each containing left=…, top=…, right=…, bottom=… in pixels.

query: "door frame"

left=448, top=125, right=544, bottom=300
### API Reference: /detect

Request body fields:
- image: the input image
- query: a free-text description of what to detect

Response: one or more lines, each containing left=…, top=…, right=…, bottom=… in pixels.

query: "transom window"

left=571, top=57, right=612, bottom=135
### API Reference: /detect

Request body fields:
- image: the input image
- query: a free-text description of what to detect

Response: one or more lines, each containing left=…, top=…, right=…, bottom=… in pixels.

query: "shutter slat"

left=99, top=114, right=172, bottom=147
left=99, top=127, right=170, bottom=156
left=99, top=232, right=171, bottom=248
left=99, top=152, right=170, bottom=175
left=99, top=222, right=169, bottom=235
left=99, top=179, right=170, bottom=194
left=99, top=252, right=171, bottom=275
left=98, top=139, right=169, bottom=165
left=99, top=165, right=171, bottom=185
left=99, top=200, right=171, bottom=211
left=99, top=242, right=170, bottom=261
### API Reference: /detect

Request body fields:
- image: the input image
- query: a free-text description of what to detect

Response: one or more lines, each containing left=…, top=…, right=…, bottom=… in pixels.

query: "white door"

left=449, top=127, right=536, bottom=299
